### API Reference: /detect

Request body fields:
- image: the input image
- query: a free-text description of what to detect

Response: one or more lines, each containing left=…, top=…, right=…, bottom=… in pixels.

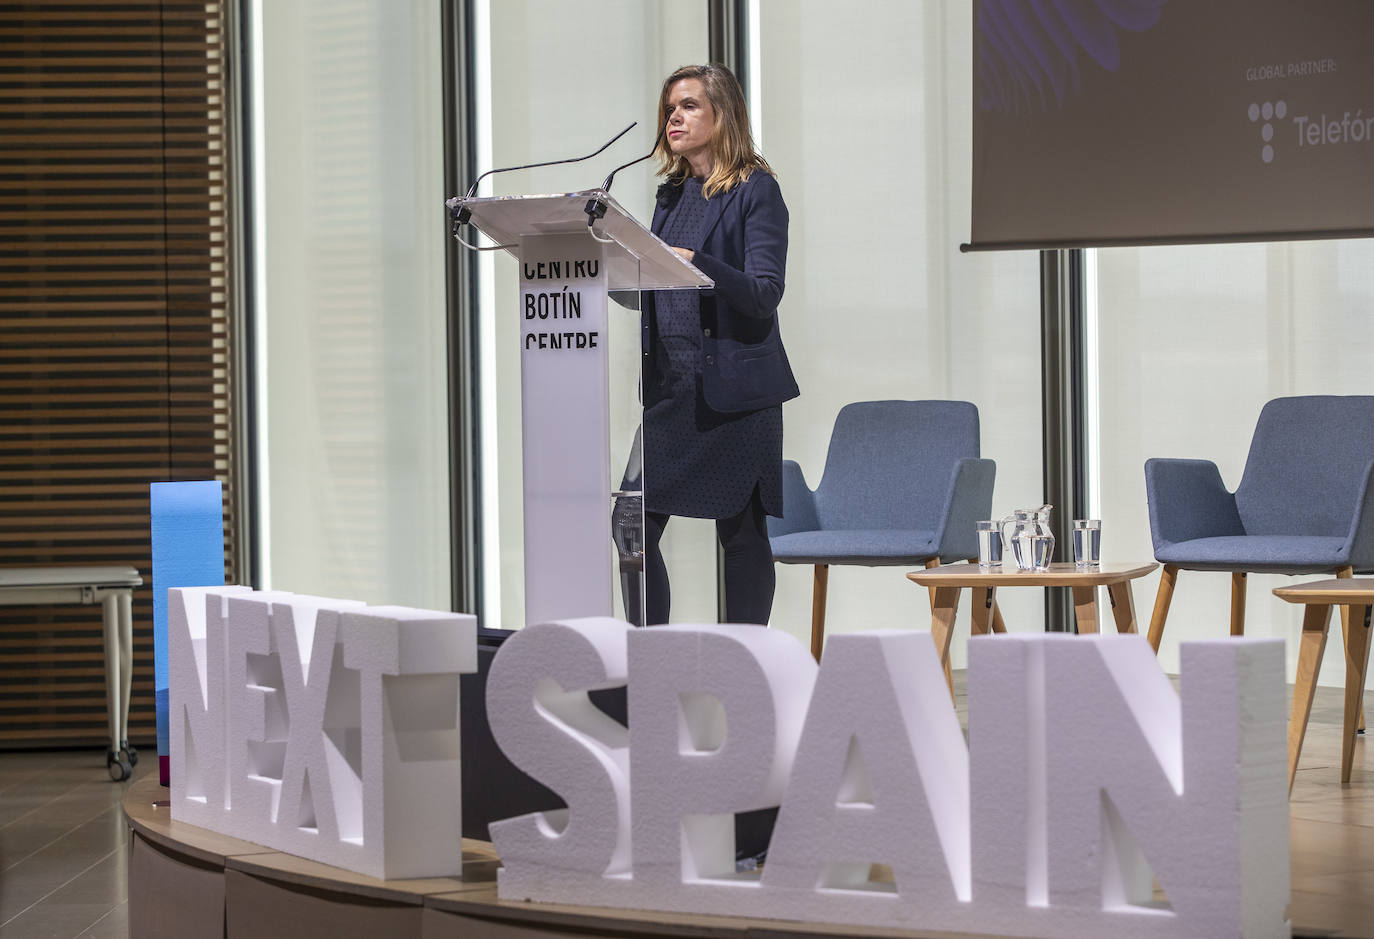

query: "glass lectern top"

left=446, top=190, right=713, bottom=291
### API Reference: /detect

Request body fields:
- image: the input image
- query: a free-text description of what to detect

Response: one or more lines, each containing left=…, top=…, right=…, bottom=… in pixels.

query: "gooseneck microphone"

left=448, top=122, right=637, bottom=231
left=584, top=121, right=669, bottom=228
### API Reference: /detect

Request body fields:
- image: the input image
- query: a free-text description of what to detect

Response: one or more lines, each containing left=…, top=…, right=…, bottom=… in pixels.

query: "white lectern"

left=447, top=189, right=711, bottom=626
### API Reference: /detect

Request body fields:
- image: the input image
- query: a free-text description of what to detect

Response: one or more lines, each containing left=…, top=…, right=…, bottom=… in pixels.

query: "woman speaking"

left=639, top=64, right=798, bottom=626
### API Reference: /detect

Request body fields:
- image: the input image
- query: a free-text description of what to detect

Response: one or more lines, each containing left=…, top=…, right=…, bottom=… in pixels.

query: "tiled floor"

left=0, top=749, right=147, bottom=938
left=4, top=680, right=1374, bottom=939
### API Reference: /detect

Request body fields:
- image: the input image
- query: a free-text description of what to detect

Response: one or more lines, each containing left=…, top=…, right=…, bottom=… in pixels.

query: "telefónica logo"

left=1248, top=99, right=1287, bottom=163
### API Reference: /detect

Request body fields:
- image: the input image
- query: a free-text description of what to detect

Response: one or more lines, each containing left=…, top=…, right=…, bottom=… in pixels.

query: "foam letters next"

left=168, top=587, right=477, bottom=880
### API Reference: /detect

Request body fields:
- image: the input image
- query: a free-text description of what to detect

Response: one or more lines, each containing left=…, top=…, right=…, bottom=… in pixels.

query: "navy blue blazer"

left=645, top=170, right=800, bottom=414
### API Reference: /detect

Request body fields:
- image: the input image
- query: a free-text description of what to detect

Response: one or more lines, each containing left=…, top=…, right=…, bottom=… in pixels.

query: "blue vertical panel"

left=150, top=480, right=225, bottom=785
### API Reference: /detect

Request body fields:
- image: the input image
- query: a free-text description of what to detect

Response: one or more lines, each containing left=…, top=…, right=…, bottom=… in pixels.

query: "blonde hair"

left=654, top=64, right=772, bottom=198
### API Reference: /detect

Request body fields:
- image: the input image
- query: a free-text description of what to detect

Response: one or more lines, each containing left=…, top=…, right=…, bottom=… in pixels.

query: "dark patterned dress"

left=644, top=177, right=783, bottom=519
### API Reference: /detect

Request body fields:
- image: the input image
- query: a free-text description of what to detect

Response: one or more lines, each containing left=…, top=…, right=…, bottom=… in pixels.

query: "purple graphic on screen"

left=977, top=0, right=1168, bottom=113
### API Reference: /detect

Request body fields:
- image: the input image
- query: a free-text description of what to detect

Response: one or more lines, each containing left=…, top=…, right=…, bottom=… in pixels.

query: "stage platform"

left=123, top=684, right=1374, bottom=939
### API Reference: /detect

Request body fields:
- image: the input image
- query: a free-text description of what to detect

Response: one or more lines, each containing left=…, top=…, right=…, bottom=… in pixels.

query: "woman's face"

left=664, top=78, right=715, bottom=168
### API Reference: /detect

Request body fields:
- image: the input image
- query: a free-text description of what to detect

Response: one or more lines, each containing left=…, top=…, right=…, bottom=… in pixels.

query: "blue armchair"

left=768, top=400, right=997, bottom=660
left=1145, top=395, right=1374, bottom=651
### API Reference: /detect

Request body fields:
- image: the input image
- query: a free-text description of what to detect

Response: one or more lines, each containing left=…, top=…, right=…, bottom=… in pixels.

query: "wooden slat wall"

left=0, top=1, right=237, bottom=748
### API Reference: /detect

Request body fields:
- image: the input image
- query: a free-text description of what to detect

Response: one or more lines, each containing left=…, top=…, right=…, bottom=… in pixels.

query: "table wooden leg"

left=991, top=601, right=1007, bottom=634
left=1336, top=567, right=1365, bottom=732
left=1342, top=603, right=1373, bottom=784
left=924, top=559, right=953, bottom=690
left=929, top=586, right=961, bottom=702
left=967, top=557, right=1007, bottom=633
left=1289, top=603, right=1333, bottom=795
left=1106, top=581, right=1139, bottom=634
left=1339, top=603, right=1368, bottom=734
left=1147, top=564, right=1179, bottom=653
left=1072, top=585, right=1100, bottom=635
left=971, top=586, right=996, bottom=637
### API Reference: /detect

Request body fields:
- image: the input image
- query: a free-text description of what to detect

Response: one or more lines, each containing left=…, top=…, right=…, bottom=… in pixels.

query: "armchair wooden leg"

left=1230, top=572, right=1247, bottom=636
left=1147, top=564, right=1179, bottom=653
left=1336, top=566, right=1365, bottom=732
left=1289, top=603, right=1333, bottom=795
left=810, top=564, right=829, bottom=662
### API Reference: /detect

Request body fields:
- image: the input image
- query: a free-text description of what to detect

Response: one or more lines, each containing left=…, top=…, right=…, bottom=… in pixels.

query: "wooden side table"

left=905, top=562, right=1159, bottom=696
left=1273, top=578, right=1374, bottom=792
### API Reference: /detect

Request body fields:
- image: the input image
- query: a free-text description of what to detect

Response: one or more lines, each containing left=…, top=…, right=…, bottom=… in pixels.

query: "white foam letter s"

left=487, top=617, right=633, bottom=898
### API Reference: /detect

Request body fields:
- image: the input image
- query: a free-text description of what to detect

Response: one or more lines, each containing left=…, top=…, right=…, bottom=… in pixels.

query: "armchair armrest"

left=931, top=458, right=997, bottom=562
left=1144, top=458, right=1244, bottom=553
left=1344, top=460, right=1374, bottom=572
left=766, top=460, right=819, bottom=538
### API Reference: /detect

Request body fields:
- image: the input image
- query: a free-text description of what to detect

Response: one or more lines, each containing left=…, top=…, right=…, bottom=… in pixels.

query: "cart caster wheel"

left=107, top=751, right=132, bottom=782
left=121, top=741, right=139, bottom=766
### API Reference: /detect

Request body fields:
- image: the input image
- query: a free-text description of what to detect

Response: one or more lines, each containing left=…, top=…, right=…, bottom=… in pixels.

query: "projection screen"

left=967, top=0, right=1374, bottom=250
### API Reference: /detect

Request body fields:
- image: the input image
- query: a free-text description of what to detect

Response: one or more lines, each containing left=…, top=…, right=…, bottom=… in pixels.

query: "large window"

left=475, top=0, right=709, bottom=628
left=242, top=2, right=1372, bottom=694
left=756, top=1, right=1044, bottom=663
left=252, top=0, right=451, bottom=608
left=1096, top=240, right=1374, bottom=685
left=472, top=2, right=1045, bottom=651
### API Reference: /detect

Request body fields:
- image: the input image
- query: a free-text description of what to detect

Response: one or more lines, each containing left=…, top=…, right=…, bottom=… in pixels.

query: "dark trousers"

left=643, top=488, right=776, bottom=626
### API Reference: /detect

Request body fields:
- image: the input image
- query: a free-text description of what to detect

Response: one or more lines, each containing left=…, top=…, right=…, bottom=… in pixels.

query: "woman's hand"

left=672, top=246, right=695, bottom=262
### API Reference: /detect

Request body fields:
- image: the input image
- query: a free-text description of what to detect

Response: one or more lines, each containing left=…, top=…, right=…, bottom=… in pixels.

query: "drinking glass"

left=1073, top=519, right=1102, bottom=569
left=976, top=520, right=1002, bottom=569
